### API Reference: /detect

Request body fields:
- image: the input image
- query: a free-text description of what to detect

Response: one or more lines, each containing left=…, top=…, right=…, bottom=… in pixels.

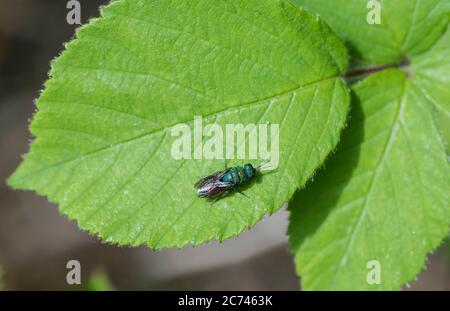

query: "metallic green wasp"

left=195, top=163, right=270, bottom=201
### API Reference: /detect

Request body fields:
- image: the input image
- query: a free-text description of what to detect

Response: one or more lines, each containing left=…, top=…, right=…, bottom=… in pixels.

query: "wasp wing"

left=194, top=171, right=225, bottom=189
left=195, top=170, right=235, bottom=199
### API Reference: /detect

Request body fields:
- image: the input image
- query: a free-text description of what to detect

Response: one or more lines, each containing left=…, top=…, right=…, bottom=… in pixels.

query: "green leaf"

left=294, top=0, right=450, bottom=64
left=412, top=25, right=450, bottom=149
left=289, top=25, right=450, bottom=290
left=84, top=271, right=114, bottom=291
left=8, top=0, right=349, bottom=249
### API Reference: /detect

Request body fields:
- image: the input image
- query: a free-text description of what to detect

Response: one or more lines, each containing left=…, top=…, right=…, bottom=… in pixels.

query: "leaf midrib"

left=12, top=75, right=341, bottom=183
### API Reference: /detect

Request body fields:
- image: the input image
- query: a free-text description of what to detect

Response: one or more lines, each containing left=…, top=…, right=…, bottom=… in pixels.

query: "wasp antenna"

left=256, top=162, right=272, bottom=172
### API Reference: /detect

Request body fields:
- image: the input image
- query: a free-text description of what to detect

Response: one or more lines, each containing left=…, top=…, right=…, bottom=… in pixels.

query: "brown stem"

left=343, top=59, right=410, bottom=79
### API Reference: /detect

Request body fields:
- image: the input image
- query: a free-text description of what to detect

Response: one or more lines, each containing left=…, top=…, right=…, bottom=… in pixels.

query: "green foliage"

left=289, top=0, right=450, bottom=290
left=289, top=69, right=449, bottom=290
left=8, top=0, right=349, bottom=249
left=294, top=0, right=450, bottom=65
left=84, top=271, right=114, bottom=291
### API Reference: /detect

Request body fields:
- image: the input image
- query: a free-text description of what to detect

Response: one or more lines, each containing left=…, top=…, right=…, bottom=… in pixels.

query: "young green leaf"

left=289, top=27, right=450, bottom=289
left=84, top=271, right=114, bottom=291
left=294, top=0, right=450, bottom=65
left=8, top=0, right=349, bottom=249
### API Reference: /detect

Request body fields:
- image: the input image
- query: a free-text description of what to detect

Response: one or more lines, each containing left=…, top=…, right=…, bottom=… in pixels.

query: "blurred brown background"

left=0, top=0, right=449, bottom=290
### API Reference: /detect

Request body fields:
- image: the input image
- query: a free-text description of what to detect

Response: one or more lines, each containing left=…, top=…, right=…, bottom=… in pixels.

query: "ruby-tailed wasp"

left=195, top=163, right=271, bottom=202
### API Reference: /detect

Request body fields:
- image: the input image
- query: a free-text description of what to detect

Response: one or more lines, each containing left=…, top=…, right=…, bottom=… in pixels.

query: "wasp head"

left=243, top=163, right=256, bottom=179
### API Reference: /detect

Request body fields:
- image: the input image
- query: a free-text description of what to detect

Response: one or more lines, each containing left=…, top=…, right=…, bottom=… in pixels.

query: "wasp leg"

left=237, top=190, right=250, bottom=200
left=210, top=191, right=229, bottom=205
